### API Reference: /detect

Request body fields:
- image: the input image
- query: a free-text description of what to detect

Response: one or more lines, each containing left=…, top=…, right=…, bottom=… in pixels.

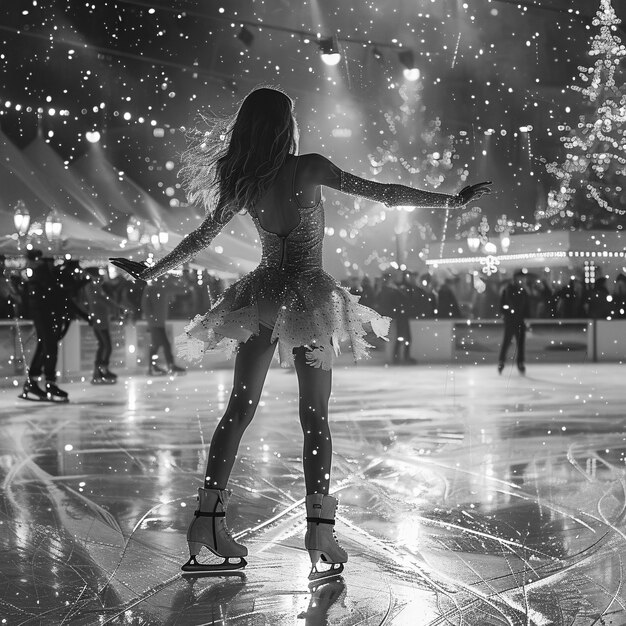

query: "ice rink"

left=1, top=361, right=625, bottom=625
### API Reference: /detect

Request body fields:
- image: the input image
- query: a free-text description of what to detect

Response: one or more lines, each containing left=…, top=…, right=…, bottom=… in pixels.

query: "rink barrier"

left=0, top=318, right=624, bottom=385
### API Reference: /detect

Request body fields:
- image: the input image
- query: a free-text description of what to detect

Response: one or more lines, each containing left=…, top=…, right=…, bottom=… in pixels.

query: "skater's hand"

left=454, top=181, right=492, bottom=207
left=109, top=258, right=150, bottom=282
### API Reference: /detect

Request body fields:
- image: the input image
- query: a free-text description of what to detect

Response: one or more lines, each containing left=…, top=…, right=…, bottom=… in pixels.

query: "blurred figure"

left=405, top=271, right=435, bottom=320
left=55, top=259, right=90, bottom=339
left=586, top=276, right=612, bottom=319
left=82, top=267, right=122, bottom=384
left=394, top=274, right=416, bottom=364
left=498, top=270, right=530, bottom=375
left=141, top=276, right=186, bottom=376
left=0, top=255, right=21, bottom=319
left=375, top=272, right=404, bottom=364
left=472, top=277, right=500, bottom=319
left=612, top=273, right=626, bottom=319
left=555, top=277, right=586, bottom=318
left=19, top=250, right=68, bottom=402
left=436, top=276, right=462, bottom=319
left=359, top=275, right=376, bottom=309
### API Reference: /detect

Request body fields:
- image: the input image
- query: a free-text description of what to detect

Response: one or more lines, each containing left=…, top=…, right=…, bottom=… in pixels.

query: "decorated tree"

left=540, top=0, right=626, bottom=229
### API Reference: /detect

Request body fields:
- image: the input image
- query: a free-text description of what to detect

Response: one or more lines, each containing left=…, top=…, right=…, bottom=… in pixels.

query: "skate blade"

left=308, top=562, right=344, bottom=582
left=181, top=555, right=247, bottom=576
left=18, top=393, right=48, bottom=402
left=47, top=396, right=69, bottom=403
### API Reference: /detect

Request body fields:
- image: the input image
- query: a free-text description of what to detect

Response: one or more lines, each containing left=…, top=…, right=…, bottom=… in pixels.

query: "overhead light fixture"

left=399, top=50, right=420, bottom=81
left=45, top=209, right=63, bottom=244
left=85, top=130, right=101, bottom=143
left=13, top=200, right=30, bottom=237
left=318, top=37, right=341, bottom=66
left=237, top=26, right=254, bottom=47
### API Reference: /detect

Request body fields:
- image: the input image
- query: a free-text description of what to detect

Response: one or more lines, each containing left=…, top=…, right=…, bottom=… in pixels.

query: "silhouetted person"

left=556, top=277, right=585, bottom=318
left=437, top=277, right=462, bottom=318
left=613, top=274, right=626, bottom=319
left=498, top=270, right=530, bottom=375
left=19, top=250, right=68, bottom=402
left=141, top=275, right=186, bottom=375
left=82, top=267, right=121, bottom=384
left=586, top=276, right=612, bottom=319
left=376, top=272, right=404, bottom=364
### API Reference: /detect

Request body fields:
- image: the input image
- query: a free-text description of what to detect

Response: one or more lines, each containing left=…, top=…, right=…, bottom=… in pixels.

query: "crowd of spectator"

left=2, top=256, right=626, bottom=327
left=341, top=269, right=626, bottom=322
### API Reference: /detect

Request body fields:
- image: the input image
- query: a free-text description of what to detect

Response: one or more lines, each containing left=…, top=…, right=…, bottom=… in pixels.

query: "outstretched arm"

left=110, top=212, right=231, bottom=282
left=304, top=153, right=491, bottom=209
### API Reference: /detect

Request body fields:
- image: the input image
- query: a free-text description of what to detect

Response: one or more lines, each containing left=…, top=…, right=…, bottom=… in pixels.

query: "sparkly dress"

left=142, top=158, right=457, bottom=370
left=175, top=196, right=390, bottom=369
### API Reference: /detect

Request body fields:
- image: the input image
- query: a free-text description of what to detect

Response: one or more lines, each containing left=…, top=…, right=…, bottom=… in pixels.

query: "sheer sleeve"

left=339, top=171, right=459, bottom=209
left=305, top=153, right=459, bottom=210
left=142, top=213, right=230, bottom=281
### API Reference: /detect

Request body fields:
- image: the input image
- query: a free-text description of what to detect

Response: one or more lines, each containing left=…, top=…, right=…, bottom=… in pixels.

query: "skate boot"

left=148, top=363, right=167, bottom=376
left=19, top=379, right=48, bottom=401
left=517, top=362, right=526, bottom=375
left=45, top=381, right=69, bottom=403
left=168, top=363, right=186, bottom=375
left=305, top=494, right=347, bottom=581
left=181, top=488, right=248, bottom=574
left=92, top=366, right=116, bottom=385
left=497, top=362, right=504, bottom=375
left=102, top=366, right=118, bottom=381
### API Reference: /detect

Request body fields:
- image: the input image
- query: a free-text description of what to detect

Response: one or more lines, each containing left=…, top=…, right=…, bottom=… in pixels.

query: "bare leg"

left=294, top=348, right=333, bottom=495
left=204, top=326, right=276, bottom=488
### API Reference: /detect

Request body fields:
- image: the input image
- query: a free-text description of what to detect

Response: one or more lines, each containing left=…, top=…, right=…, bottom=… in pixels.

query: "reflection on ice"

left=0, top=363, right=625, bottom=624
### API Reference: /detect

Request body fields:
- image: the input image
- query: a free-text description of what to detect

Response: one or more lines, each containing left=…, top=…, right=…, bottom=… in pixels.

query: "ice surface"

left=1, top=363, right=625, bottom=624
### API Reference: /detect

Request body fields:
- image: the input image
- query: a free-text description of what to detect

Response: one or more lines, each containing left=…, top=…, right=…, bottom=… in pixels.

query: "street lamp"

left=45, top=209, right=63, bottom=252
left=126, top=217, right=142, bottom=243
left=13, top=200, right=31, bottom=238
left=500, top=231, right=511, bottom=253
left=467, top=227, right=480, bottom=253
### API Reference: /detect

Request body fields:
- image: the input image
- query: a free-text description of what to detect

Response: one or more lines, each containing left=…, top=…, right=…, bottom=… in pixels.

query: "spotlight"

left=237, top=26, right=254, bottom=47
left=319, top=37, right=341, bottom=66
left=85, top=130, right=101, bottom=143
left=399, top=50, right=420, bottom=81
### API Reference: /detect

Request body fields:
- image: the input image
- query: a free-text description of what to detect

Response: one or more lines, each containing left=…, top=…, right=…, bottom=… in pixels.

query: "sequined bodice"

left=252, top=203, right=324, bottom=273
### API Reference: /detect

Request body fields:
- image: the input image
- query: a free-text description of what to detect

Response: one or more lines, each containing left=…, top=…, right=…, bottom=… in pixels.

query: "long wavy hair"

left=179, top=86, right=298, bottom=223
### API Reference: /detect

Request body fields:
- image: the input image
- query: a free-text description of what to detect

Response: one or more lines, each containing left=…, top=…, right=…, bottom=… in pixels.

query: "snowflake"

left=481, top=255, right=500, bottom=277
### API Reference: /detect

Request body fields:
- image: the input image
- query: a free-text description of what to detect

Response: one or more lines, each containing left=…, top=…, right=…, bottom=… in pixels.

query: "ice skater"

left=498, top=270, right=530, bottom=374
left=111, top=86, right=491, bottom=581
left=82, top=267, right=122, bottom=384
left=19, top=250, right=69, bottom=403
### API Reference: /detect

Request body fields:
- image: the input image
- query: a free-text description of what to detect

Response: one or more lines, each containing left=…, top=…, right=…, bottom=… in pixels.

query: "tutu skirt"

left=176, top=265, right=390, bottom=370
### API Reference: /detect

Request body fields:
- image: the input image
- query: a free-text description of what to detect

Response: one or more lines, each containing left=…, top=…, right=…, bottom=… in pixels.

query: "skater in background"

left=19, top=250, right=69, bottom=402
left=498, top=270, right=530, bottom=375
left=141, top=275, right=186, bottom=376
left=436, top=276, right=462, bottom=318
left=111, top=86, right=491, bottom=580
left=82, top=267, right=122, bottom=384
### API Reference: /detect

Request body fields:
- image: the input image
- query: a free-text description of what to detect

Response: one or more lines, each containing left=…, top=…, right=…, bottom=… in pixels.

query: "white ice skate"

left=305, top=493, right=347, bottom=582
left=181, top=488, right=248, bottom=575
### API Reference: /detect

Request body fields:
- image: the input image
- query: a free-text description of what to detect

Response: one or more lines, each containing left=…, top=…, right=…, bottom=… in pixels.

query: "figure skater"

left=111, top=86, right=491, bottom=581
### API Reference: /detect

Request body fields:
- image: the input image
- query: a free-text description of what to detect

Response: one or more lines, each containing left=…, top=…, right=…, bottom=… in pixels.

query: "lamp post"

left=45, top=209, right=63, bottom=254
left=500, top=230, right=511, bottom=253
left=126, top=217, right=142, bottom=243
left=13, top=200, right=31, bottom=249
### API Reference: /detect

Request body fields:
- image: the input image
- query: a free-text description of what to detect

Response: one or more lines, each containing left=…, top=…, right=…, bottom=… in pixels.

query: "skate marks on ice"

left=0, top=364, right=626, bottom=624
